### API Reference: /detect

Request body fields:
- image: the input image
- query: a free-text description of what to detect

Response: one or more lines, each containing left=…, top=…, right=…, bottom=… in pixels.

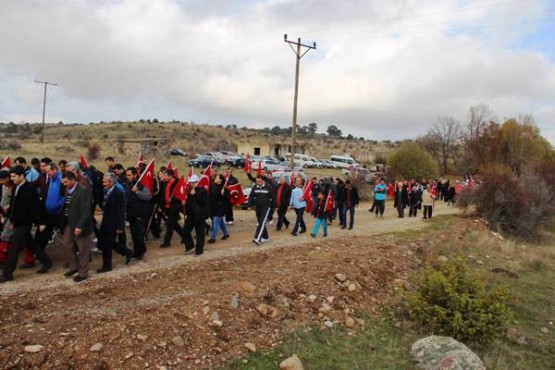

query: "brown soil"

left=0, top=202, right=458, bottom=369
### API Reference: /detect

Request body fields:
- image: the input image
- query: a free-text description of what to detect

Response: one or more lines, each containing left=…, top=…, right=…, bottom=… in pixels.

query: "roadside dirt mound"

left=0, top=202, right=458, bottom=369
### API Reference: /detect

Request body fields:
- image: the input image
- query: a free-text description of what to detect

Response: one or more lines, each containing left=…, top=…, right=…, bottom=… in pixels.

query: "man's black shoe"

left=96, top=267, right=112, bottom=274
left=222, top=234, right=230, bottom=240
left=125, top=249, right=133, bottom=265
left=36, top=264, right=53, bottom=274
left=207, top=239, right=215, bottom=244
left=299, top=229, right=306, bottom=234
left=0, top=275, right=13, bottom=284
left=64, top=269, right=78, bottom=277
left=19, top=262, right=36, bottom=270
left=73, top=275, right=87, bottom=283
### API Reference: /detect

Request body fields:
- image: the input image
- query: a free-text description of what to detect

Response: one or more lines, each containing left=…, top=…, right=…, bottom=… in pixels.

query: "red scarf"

left=164, top=178, right=175, bottom=209
left=277, top=184, right=284, bottom=206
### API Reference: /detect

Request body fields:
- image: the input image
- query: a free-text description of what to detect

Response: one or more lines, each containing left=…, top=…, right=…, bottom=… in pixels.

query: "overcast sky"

left=1, top=0, right=554, bottom=144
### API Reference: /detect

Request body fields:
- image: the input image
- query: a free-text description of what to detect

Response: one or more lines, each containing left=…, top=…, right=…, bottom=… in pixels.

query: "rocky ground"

left=0, top=202, right=458, bottom=369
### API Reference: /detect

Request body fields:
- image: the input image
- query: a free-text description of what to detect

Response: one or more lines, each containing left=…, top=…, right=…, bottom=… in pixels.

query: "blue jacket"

left=45, top=172, right=65, bottom=215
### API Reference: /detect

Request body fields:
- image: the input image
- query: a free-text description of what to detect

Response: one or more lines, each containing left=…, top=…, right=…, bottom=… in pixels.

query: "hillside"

left=0, top=121, right=397, bottom=168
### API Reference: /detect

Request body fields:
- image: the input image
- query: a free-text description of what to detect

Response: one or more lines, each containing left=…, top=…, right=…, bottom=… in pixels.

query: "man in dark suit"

left=97, top=172, right=131, bottom=273
left=0, top=166, right=53, bottom=283
left=182, top=175, right=209, bottom=256
left=60, top=171, right=93, bottom=282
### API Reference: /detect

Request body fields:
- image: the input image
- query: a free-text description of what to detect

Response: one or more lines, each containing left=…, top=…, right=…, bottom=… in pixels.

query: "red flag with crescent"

left=138, top=159, right=155, bottom=193
left=226, top=183, right=247, bottom=206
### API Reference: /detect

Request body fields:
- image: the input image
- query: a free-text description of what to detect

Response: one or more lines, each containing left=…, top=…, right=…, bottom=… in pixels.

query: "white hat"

left=188, top=175, right=199, bottom=183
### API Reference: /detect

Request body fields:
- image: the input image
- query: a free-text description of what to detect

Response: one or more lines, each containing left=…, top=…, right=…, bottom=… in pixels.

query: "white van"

left=285, top=153, right=314, bottom=168
left=330, top=155, right=358, bottom=169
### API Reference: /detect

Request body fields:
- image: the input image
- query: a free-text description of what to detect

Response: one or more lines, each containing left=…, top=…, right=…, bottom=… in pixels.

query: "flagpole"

left=136, top=158, right=155, bottom=184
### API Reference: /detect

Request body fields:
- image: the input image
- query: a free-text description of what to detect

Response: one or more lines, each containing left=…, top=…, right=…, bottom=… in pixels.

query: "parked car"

left=188, top=155, right=223, bottom=168
left=219, top=151, right=244, bottom=167
left=319, top=159, right=338, bottom=169
left=170, top=148, right=188, bottom=157
left=251, top=158, right=287, bottom=172
left=342, top=166, right=384, bottom=183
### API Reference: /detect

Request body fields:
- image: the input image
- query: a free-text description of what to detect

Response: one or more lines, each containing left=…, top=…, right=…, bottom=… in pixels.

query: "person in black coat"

left=393, top=180, right=409, bottom=218
left=223, top=168, right=238, bottom=225
left=275, top=176, right=292, bottom=231
left=248, top=175, right=276, bottom=245
left=125, top=167, right=152, bottom=260
left=97, top=172, right=132, bottom=273
left=208, top=174, right=230, bottom=244
left=340, top=180, right=359, bottom=230
left=408, top=183, right=423, bottom=217
left=1, top=166, right=53, bottom=283
left=182, top=175, right=209, bottom=256
left=159, top=169, right=184, bottom=248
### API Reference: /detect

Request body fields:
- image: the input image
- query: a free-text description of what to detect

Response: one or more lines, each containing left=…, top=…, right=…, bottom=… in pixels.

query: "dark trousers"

left=336, top=203, right=346, bottom=226
left=183, top=217, right=206, bottom=254
left=129, top=213, right=148, bottom=258
left=163, top=205, right=184, bottom=245
left=409, top=205, right=419, bottom=217
left=34, top=213, right=61, bottom=250
left=334, top=202, right=344, bottom=220
left=99, top=229, right=128, bottom=269
left=342, top=206, right=355, bottom=229
left=276, top=207, right=290, bottom=230
left=396, top=203, right=405, bottom=217
left=374, top=200, right=385, bottom=215
left=254, top=207, right=270, bottom=241
left=423, top=205, right=433, bottom=219
left=3, top=225, right=52, bottom=279
left=225, top=206, right=234, bottom=223
left=292, top=207, right=306, bottom=234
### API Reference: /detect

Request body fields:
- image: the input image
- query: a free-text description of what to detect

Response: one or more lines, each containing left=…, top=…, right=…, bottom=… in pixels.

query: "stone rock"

left=256, top=303, right=279, bottom=318
left=244, top=343, right=256, bottom=353
left=231, top=295, right=239, bottom=309
left=345, top=317, right=355, bottom=328
left=237, top=282, right=256, bottom=295
left=319, top=303, right=332, bottom=313
left=437, top=255, right=448, bottom=263
left=24, top=345, right=43, bottom=353
left=137, top=334, right=148, bottom=342
left=411, top=336, right=485, bottom=370
left=476, top=260, right=484, bottom=265
left=324, top=320, right=334, bottom=328
left=334, top=273, right=347, bottom=283
left=279, top=354, right=304, bottom=370
left=326, top=296, right=335, bottom=304
left=202, top=306, right=210, bottom=315
left=172, top=336, right=185, bottom=347
left=308, top=295, right=317, bottom=303
left=89, top=343, right=104, bottom=352
left=540, top=327, right=549, bottom=334
left=210, top=312, right=220, bottom=322
left=125, top=352, right=134, bottom=360
left=348, top=283, right=356, bottom=292
left=211, top=320, right=223, bottom=327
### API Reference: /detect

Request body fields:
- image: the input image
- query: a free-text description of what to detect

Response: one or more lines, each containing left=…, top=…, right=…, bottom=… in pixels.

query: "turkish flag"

left=79, top=154, right=89, bottom=170
left=138, top=159, right=155, bottom=193
left=226, top=183, right=247, bottom=206
left=301, top=181, right=313, bottom=213
left=172, top=176, right=188, bottom=203
left=166, top=160, right=179, bottom=178
left=197, top=163, right=212, bottom=193
left=244, top=153, right=252, bottom=173
left=325, top=190, right=335, bottom=213
left=1, top=156, right=10, bottom=168
left=256, top=160, right=262, bottom=176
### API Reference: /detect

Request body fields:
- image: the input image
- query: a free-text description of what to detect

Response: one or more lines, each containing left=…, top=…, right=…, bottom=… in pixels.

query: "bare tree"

left=427, top=116, right=461, bottom=175
left=466, top=104, right=495, bottom=143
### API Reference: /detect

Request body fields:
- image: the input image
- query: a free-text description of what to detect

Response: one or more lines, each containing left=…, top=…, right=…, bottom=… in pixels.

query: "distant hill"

left=0, top=121, right=400, bottom=167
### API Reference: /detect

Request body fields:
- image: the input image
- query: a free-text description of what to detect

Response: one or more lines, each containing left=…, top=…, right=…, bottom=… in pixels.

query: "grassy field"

left=223, top=215, right=555, bottom=370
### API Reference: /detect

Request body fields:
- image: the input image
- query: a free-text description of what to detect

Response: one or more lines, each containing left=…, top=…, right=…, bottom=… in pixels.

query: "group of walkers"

left=0, top=153, right=471, bottom=285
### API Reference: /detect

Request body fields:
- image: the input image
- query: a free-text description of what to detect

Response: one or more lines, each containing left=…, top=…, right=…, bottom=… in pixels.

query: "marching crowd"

left=0, top=154, right=472, bottom=284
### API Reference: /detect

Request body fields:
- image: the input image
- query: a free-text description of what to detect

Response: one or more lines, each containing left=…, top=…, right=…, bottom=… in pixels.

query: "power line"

left=34, top=79, right=58, bottom=144
left=284, top=34, right=316, bottom=169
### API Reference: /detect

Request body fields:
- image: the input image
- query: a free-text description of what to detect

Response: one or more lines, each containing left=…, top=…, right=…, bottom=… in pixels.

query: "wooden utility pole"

left=34, top=79, right=58, bottom=144
left=284, top=34, right=316, bottom=169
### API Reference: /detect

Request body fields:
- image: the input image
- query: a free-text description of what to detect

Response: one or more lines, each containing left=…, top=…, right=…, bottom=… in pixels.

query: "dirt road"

left=0, top=202, right=458, bottom=369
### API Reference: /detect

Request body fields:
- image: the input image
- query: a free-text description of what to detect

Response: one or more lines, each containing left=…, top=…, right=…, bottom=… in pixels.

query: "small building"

left=237, top=139, right=308, bottom=157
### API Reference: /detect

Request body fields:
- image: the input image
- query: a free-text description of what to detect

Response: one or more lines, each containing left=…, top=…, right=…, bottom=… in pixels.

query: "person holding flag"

left=159, top=169, right=185, bottom=248
left=248, top=175, right=276, bottom=245
left=275, top=175, right=292, bottom=231
left=181, top=174, right=209, bottom=256
left=223, top=167, right=238, bottom=225
left=208, top=174, right=231, bottom=244
left=310, top=190, right=332, bottom=238
left=125, top=166, right=152, bottom=260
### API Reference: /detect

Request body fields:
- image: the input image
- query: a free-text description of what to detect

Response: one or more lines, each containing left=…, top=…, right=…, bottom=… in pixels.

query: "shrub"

left=458, top=164, right=555, bottom=240
left=405, top=257, right=511, bottom=346
left=388, top=142, right=438, bottom=180
left=86, top=142, right=101, bottom=161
